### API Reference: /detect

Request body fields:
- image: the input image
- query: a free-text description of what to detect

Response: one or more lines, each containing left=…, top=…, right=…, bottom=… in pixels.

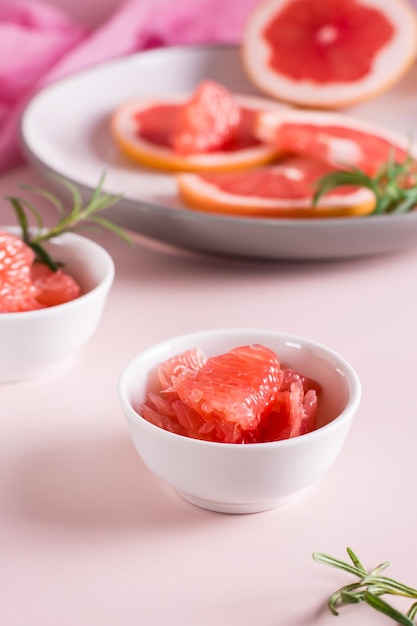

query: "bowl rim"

left=0, top=227, right=115, bottom=318
left=118, top=328, right=362, bottom=449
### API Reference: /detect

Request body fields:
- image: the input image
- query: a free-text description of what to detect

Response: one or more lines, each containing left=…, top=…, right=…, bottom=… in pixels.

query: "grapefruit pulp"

left=241, top=0, right=417, bottom=108
left=31, top=263, right=81, bottom=307
left=140, top=345, right=321, bottom=444
left=171, top=80, right=241, bottom=155
left=0, top=231, right=41, bottom=313
left=0, top=231, right=81, bottom=312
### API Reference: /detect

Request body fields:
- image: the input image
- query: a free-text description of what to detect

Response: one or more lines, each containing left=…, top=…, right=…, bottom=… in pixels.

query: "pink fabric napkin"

left=0, top=0, right=259, bottom=173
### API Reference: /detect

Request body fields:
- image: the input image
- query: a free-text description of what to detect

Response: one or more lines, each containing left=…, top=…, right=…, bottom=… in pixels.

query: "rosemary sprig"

left=313, top=153, right=417, bottom=215
left=5, top=173, right=131, bottom=270
left=313, top=547, right=417, bottom=624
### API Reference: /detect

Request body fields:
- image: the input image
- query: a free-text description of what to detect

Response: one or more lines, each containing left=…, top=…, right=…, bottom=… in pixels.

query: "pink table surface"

left=2, top=162, right=417, bottom=626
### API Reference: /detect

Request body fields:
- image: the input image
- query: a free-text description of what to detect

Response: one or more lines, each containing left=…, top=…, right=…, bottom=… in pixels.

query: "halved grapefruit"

left=176, top=156, right=375, bottom=218
left=256, top=108, right=415, bottom=175
left=241, top=0, right=417, bottom=109
left=110, top=87, right=289, bottom=172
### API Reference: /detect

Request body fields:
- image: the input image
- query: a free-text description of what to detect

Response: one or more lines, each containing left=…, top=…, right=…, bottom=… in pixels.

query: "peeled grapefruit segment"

left=110, top=91, right=288, bottom=172
left=142, top=344, right=284, bottom=443
left=31, top=263, right=81, bottom=307
left=171, top=80, right=241, bottom=155
left=256, top=109, right=414, bottom=175
left=140, top=345, right=321, bottom=444
left=241, top=0, right=417, bottom=108
left=0, top=231, right=82, bottom=312
left=177, top=156, right=375, bottom=218
left=171, top=344, right=282, bottom=432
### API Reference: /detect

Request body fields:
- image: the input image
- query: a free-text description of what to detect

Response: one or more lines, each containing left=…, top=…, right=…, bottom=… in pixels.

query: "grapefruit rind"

left=110, top=94, right=290, bottom=172
left=241, top=0, right=417, bottom=109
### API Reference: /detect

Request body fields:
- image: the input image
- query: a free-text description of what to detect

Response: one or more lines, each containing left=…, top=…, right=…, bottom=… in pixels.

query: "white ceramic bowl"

left=118, top=329, right=361, bottom=514
left=0, top=228, right=114, bottom=382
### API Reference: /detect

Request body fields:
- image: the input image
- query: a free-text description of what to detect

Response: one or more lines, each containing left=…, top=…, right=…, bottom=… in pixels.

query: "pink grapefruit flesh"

left=176, top=156, right=375, bottom=218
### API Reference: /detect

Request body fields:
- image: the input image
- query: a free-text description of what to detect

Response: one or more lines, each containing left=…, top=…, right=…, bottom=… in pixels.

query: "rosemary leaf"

left=408, top=602, right=417, bottom=620
left=7, top=197, right=30, bottom=242
left=312, top=169, right=376, bottom=207
left=314, top=548, right=417, bottom=625
left=346, top=547, right=367, bottom=575
left=364, top=591, right=415, bottom=626
left=18, top=184, right=65, bottom=213
left=4, top=173, right=131, bottom=270
left=313, top=151, right=417, bottom=215
left=87, top=216, right=133, bottom=244
left=29, top=242, right=62, bottom=271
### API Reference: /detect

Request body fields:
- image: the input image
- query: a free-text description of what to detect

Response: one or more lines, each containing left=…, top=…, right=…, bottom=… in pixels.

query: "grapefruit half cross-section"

left=256, top=108, right=415, bottom=175
left=241, top=0, right=417, bottom=108
left=111, top=90, right=289, bottom=172
left=177, top=156, right=375, bottom=218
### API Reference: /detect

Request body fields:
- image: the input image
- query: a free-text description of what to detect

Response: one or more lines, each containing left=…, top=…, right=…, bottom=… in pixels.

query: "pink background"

left=40, top=0, right=122, bottom=26
left=2, top=1, right=417, bottom=625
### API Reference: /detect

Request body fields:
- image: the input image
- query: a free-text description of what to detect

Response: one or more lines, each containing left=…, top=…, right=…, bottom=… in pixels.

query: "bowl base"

left=178, top=491, right=297, bottom=514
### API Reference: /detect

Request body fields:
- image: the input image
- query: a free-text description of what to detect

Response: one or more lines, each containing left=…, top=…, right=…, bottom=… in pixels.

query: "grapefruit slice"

left=256, top=108, right=414, bottom=175
left=177, top=156, right=375, bottom=218
left=241, top=0, right=417, bottom=108
left=110, top=89, right=289, bottom=172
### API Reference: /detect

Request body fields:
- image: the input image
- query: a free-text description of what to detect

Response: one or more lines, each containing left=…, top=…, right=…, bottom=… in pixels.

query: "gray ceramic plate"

left=20, top=44, right=417, bottom=260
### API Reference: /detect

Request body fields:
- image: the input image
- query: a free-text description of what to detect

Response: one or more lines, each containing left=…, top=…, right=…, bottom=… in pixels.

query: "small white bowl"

left=118, top=328, right=361, bottom=514
left=0, top=228, right=114, bottom=382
